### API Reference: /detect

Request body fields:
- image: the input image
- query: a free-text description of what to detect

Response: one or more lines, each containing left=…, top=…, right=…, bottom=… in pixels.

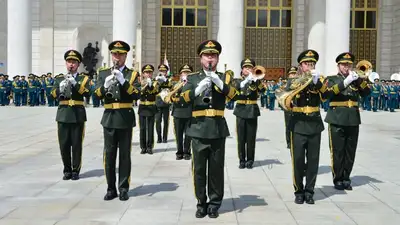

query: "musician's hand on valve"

left=66, top=77, right=77, bottom=86
left=343, top=73, right=357, bottom=87
left=209, top=72, right=224, bottom=90
left=195, top=78, right=211, bottom=96
left=311, top=69, right=320, bottom=84
left=147, top=78, right=152, bottom=87
left=351, top=71, right=359, bottom=80
left=59, top=80, right=67, bottom=92
left=104, top=75, right=114, bottom=89
left=112, top=69, right=125, bottom=84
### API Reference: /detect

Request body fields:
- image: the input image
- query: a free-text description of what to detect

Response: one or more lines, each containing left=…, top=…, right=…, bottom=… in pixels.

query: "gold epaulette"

left=97, top=67, right=111, bottom=73
left=187, top=71, right=199, bottom=76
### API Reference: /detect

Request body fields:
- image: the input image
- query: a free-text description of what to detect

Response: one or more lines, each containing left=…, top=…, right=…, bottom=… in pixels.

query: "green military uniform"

left=179, top=40, right=237, bottom=219
left=95, top=40, right=140, bottom=201
left=233, top=58, right=266, bottom=169
left=288, top=50, right=325, bottom=204
left=321, top=52, right=371, bottom=191
left=155, top=64, right=173, bottom=143
left=171, top=64, right=194, bottom=160
left=51, top=50, right=90, bottom=181
left=138, top=64, right=159, bottom=154
left=284, top=66, right=298, bottom=149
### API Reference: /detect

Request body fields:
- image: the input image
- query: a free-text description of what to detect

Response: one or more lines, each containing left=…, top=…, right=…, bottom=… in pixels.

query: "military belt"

left=236, top=100, right=258, bottom=105
left=390, top=92, right=397, bottom=94
left=104, top=103, right=132, bottom=109
left=329, top=100, right=358, bottom=108
left=192, top=109, right=224, bottom=117
left=292, top=106, right=320, bottom=114
left=59, top=100, right=84, bottom=106
left=140, top=101, right=156, bottom=106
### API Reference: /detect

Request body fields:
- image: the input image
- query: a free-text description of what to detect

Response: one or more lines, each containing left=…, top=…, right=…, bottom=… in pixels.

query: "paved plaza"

left=0, top=106, right=399, bottom=225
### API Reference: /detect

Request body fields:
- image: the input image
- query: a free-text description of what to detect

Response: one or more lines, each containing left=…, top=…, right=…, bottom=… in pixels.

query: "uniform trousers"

left=156, top=107, right=170, bottom=141
left=236, top=117, right=257, bottom=164
left=139, top=115, right=155, bottom=149
left=173, top=117, right=191, bottom=156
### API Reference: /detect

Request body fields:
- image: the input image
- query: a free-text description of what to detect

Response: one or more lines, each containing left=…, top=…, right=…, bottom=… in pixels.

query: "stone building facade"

left=0, top=0, right=398, bottom=79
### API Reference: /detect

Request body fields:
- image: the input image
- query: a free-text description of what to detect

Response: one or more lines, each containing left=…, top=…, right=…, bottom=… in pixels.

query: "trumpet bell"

left=253, top=65, right=266, bottom=80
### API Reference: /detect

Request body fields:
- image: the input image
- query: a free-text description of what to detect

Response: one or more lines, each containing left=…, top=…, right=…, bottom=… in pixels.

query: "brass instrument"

left=354, top=60, right=373, bottom=81
left=252, top=65, right=266, bottom=80
left=164, top=76, right=187, bottom=104
left=105, top=60, right=120, bottom=100
left=276, top=70, right=316, bottom=111
left=202, top=62, right=213, bottom=104
left=59, top=67, right=73, bottom=100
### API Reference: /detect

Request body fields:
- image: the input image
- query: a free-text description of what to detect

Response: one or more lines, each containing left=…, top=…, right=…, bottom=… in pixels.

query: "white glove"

left=311, top=69, right=320, bottom=84
left=104, top=75, right=114, bottom=89
left=59, top=80, right=67, bottom=92
left=195, top=77, right=211, bottom=96
left=350, top=71, right=359, bottom=80
left=67, top=77, right=77, bottom=86
left=240, top=74, right=253, bottom=88
left=147, top=78, right=152, bottom=87
left=112, top=69, right=125, bottom=84
left=343, top=73, right=357, bottom=87
left=209, top=72, right=224, bottom=90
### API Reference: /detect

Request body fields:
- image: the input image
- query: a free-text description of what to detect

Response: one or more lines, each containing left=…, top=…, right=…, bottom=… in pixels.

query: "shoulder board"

left=187, top=71, right=199, bottom=76
left=98, top=67, right=111, bottom=72
left=55, top=74, right=64, bottom=78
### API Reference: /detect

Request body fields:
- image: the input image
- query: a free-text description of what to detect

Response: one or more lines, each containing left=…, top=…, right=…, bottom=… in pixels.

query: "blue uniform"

left=90, top=79, right=100, bottom=107
left=12, top=79, right=22, bottom=106
left=28, top=79, right=38, bottom=106
left=268, top=84, right=278, bottom=110
left=0, top=79, right=6, bottom=106
left=389, top=85, right=398, bottom=112
left=21, top=79, right=28, bottom=105
left=45, top=78, right=55, bottom=106
left=371, top=83, right=381, bottom=112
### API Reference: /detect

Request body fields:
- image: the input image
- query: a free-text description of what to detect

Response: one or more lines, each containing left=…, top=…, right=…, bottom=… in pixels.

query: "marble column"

left=113, top=0, right=136, bottom=68
left=307, top=0, right=326, bottom=73
left=39, top=0, right=54, bottom=74
left=7, top=0, right=32, bottom=78
left=324, top=0, right=351, bottom=75
left=217, top=0, right=244, bottom=76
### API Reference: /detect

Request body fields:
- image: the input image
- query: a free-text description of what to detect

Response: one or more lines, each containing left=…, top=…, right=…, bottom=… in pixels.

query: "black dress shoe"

left=104, top=191, right=118, bottom=201
left=195, top=208, right=207, bottom=218
left=140, top=149, right=146, bottom=154
left=246, top=161, right=253, bottom=169
left=119, top=191, right=129, bottom=201
left=71, top=173, right=79, bottom=180
left=157, top=139, right=162, bottom=143
left=343, top=182, right=353, bottom=191
left=305, top=195, right=315, bottom=204
left=334, top=181, right=345, bottom=190
left=208, top=208, right=219, bottom=218
left=63, top=173, right=72, bottom=180
left=294, top=195, right=305, bottom=204
left=239, top=162, right=245, bottom=169
left=162, top=139, right=168, bottom=143
left=183, top=154, right=191, bottom=160
left=147, top=148, right=153, bottom=155
left=176, top=155, right=183, bottom=160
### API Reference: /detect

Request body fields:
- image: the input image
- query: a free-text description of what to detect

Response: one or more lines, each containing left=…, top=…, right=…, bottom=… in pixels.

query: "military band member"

left=179, top=40, right=237, bottom=218
left=171, top=64, right=193, bottom=160
left=155, top=64, right=172, bottom=143
left=233, top=58, right=265, bottom=169
left=321, top=52, right=371, bottom=191
left=371, top=78, right=381, bottom=112
left=289, top=50, right=325, bottom=204
left=51, top=50, right=90, bottom=181
left=95, top=40, right=140, bottom=201
left=284, top=66, right=298, bottom=149
left=138, top=64, right=159, bottom=154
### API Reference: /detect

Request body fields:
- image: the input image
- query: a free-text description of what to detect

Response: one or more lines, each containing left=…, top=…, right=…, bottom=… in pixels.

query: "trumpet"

left=202, top=62, right=213, bottom=104
left=105, top=60, right=121, bottom=99
left=251, top=65, right=266, bottom=80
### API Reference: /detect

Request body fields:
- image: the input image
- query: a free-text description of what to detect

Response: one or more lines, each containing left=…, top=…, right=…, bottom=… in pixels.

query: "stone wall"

left=391, top=1, right=400, bottom=75
left=378, top=0, right=393, bottom=78
left=0, top=0, right=6, bottom=74
left=141, top=0, right=159, bottom=68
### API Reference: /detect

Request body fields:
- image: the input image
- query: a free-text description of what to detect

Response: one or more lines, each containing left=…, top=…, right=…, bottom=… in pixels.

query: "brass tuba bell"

left=251, top=65, right=266, bottom=80
left=355, top=60, right=373, bottom=79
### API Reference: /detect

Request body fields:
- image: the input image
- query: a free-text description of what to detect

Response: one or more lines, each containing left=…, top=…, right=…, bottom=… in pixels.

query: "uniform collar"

left=119, top=65, right=126, bottom=72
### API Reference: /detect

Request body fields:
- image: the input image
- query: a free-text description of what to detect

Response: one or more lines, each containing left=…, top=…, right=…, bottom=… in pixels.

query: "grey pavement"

left=0, top=105, right=399, bottom=225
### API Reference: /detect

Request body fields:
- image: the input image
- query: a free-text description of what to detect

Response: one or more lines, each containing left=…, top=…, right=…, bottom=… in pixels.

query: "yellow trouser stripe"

left=290, top=131, right=299, bottom=192
left=328, top=125, right=336, bottom=180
